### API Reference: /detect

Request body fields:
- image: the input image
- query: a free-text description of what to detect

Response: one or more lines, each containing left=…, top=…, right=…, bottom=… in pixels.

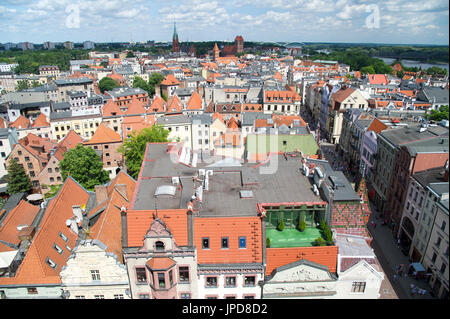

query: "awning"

left=0, top=250, right=19, bottom=268
left=411, top=262, right=425, bottom=272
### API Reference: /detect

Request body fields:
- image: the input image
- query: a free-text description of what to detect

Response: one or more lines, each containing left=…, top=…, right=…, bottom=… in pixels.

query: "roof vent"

left=155, top=185, right=177, bottom=196
left=239, top=190, right=254, bottom=198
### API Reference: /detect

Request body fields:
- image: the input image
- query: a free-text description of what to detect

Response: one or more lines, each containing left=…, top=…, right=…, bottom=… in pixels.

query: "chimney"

left=95, top=185, right=109, bottom=205
left=114, top=184, right=128, bottom=200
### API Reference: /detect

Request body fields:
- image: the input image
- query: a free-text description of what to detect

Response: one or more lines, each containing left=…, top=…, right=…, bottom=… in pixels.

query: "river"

left=374, top=57, right=449, bottom=72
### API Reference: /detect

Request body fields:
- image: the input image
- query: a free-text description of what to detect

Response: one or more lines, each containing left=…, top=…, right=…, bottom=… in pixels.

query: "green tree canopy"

left=59, top=144, right=110, bottom=191
left=118, top=125, right=170, bottom=179
left=5, top=158, right=32, bottom=195
left=98, top=77, right=120, bottom=93
left=426, top=105, right=449, bottom=122
left=16, top=79, right=30, bottom=91
left=360, top=66, right=376, bottom=75
left=133, top=76, right=151, bottom=95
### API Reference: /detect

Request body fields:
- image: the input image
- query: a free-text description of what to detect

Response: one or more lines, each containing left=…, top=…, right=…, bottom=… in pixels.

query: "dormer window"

left=155, top=241, right=165, bottom=252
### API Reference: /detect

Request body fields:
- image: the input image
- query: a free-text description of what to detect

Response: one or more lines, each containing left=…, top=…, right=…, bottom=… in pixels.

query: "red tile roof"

left=161, top=74, right=180, bottom=86
left=186, top=91, right=203, bottom=110
left=83, top=123, right=122, bottom=145
left=367, top=118, right=388, bottom=134
left=148, top=95, right=167, bottom=113
left=125, top=97, right=147, bottom=115
left=368, top=74, right=388, bottom=85
left=126, top=209, right=188, bottom=248
left=31, top=113, right=50, bottom=128
left=10, top=116, right=30, bottom=129
left=0, top=177, right=91, bottom=285
left=102, top=98, right=124, bottom=117
left=194, top=216, right=262, bottom=264
left=167, top=94, right=184, bottom=113
left=0, top=200, right=40, bottom=250
left=146, top=257, right=176, bottom=270
left=58, top=130, right=83, bottom=150
left=0, top=117, right=6, bottom=129
left=90, top=171, right=136, bottom=262
left=266, top=246, right=338, bottom=276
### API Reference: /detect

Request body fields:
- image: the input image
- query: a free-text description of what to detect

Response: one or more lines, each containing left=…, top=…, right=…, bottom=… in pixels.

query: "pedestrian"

left=421, top=289, right=427, bottom=296
left=396, top=265, right=400, bottom=274
left=393, top=274, right=398, bottom=283
left=397, top=238, right=401, bottom=248
left=374, top=221, right=377, bottom=229
left=411, top=287, right=417, bottom=296
left=413, top=271, right=418, bottom=279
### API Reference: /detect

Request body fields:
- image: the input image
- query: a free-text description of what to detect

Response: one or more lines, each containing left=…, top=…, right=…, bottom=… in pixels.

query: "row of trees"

left=5, top=125, right=170, bottom=196
left=0, top=49, right=90, bottom=74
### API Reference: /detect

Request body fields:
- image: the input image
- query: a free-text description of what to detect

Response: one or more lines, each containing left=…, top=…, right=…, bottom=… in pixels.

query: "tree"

left=314, top=237, right=326, bottom=246
left=133, top=76, right=151, bottom=95
left=43, top=184, right=62, bottom=199
left=5, top=158, right=32, bottom=195
left=277, top=220, right=285, bottom=231
left=126, top=51, right=135, bottom=58
left=360, top=66, right=376, bottom=74
left=98, top=77, right=120, bottom=93
left=426, top=105, right=449, bottom=122
left=16, top=79, right=29, bottom=91
left=297, top=220, right=307, bottom=232
left=59, top=144, right=110, bottom=191
left=118, top=125, right=170, bottom=179
left=148, top=72, right=164, bottom=96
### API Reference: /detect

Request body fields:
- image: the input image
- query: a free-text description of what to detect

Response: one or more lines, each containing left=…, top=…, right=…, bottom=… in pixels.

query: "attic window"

left=53, top=243, right=63, bottom=254
left=46, top=257, right=57, bottom=269
left=59, top=232, right=68, bottom=242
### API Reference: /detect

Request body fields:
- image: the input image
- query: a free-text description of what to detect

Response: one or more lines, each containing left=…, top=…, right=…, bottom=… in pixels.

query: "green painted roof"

left=246, top=134, right=319, bottom=156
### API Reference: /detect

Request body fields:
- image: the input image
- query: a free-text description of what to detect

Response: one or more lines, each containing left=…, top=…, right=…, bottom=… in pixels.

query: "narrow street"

left=317, top=139, right=437, bottom=299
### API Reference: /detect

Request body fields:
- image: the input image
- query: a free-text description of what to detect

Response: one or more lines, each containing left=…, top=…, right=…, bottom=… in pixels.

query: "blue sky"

left=0, top=0, right=448, bottom=45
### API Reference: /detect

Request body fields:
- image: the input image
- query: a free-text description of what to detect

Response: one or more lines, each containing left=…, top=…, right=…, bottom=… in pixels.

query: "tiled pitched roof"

left=58, top=130, right=83, bottom=149
left=186, top=91, right=203, bottom=110
left=146, top=257, right=176, bottom=270
left=266, top=246, right=338, bottom=276
left=0, top=177, right=91, bottom=285
left=368, top=74, right=388, bottom=85
left=161, top=74, right=180, bottom=86
left=194, top=216, right=262, bottom=264
left=265, top=90, right=301, bottom=103
left=125, top=97, right=147, bottom=115
left=148, top=95, right=167, bottom=113
left=83, top=123, right=122, bottom=145
left=10, top=116, right=30, bottom=129
left=126, top=209, right=188, bottom=248
left=90, top=171, right=135, bottom=262
left=367, top=118, right=388, bottom=134
left=0, top=200, right=40, bottom=249
left=273, top=71, right=283, bottom=81
left=102, top=98, right=124, bottom=117
left=167, top=94, right=184, bottom=113
left=31, top=113, right=50, bottom=128
left=226, top=116, right=240, bottom=130
left=331, top=87, right=355, bottom=104
left=0, top=116, right=6, bottom=129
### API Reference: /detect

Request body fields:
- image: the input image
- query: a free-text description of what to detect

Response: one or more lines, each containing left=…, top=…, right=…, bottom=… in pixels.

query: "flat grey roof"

left=380, top=124, right=449, bottom=147
left=132, top=143, right=323, bottom=215
left=335, top=234, right=375, bottom=257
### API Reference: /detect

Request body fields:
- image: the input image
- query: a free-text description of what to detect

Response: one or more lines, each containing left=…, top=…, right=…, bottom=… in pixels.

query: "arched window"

left=155, top=241, right=165, bottom=252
